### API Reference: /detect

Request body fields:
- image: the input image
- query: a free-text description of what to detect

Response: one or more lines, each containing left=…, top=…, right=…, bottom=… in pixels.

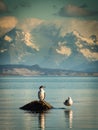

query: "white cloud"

left=80, top=48, right=98, bottom=61
left=17, top=18, right=98, bottom=42
left=73, top=30, right=94, bottom=45
left=53, top=19, right=98, bottom=40
left=56, top=43, right=71, bottom=56
left=4, top=35, right=12, bottom=42
left=22, top=32, right=39, bottom=51
left=70, top=20, right=98, bottom=40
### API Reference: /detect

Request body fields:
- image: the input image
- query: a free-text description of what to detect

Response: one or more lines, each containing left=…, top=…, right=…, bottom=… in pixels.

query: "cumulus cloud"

left=17, top=18, right=43, bottom=32
left=73, top=30, right=95, bottom=45
left=0, top=0, right=8, bottom=12
left=80, top=48, right=98, bottom=61
left=59, top=4, right=98, bottom=17
left=17, top=18, right=98, bottom=42
left=4, top=35, right=12, bottom=42
left=52, top=19, right=98, bottom=40
left=56, top=42, right=71, bottom=56
left=0, top=16, right=18, bottom=37
left=22, top=32, right=39, bottom=51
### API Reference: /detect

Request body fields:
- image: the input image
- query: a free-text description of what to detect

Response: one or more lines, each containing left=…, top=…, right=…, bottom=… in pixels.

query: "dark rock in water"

left=20, top=100, right=53, bottom=112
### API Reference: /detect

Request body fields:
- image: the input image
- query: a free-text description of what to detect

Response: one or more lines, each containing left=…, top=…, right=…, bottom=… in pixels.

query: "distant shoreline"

left=0, top=64, right=98, bottom=77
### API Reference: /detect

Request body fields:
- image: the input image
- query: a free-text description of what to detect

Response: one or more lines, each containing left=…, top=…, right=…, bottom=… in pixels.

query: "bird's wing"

left=44, top=92, right=45, bottom=99
left=38, top=91, right=40, bottom=99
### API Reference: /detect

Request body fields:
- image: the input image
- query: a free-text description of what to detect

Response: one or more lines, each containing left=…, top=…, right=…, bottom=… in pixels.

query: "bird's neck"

left=40, top=88, right=44, bottom=92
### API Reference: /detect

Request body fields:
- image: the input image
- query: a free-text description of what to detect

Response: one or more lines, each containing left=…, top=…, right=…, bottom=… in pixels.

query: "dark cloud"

left=59, top=4, right=98, bottom=17
left=0, top=0, right=8, bottom=12
left=79, top=4, right=88, bottom=8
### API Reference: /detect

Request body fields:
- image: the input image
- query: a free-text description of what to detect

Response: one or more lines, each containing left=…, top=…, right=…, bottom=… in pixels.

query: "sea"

left=0, top=76, right=98, bottom=129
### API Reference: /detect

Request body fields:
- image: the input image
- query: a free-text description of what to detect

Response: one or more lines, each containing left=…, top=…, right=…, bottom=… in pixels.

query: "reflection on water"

left=0, top=76, right=98, bottom=129
left=38, top=112, right=45, bottom=130
left=64, top=109, right=73, bottom=128
left=38, top=109, right=73, bottom=129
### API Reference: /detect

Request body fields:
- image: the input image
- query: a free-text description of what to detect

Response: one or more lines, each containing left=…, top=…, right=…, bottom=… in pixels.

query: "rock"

left=20, top=100, right=53, bottom=112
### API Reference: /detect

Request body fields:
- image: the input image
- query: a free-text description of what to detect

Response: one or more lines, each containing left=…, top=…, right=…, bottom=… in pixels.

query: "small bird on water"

left=64, top=97, right=73, bottom=106
left=38, top=86, right=45, bottom=101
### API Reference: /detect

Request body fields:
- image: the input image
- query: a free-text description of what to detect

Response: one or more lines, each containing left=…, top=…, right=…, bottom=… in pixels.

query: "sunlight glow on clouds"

left=73, top=30, right=95, bottom=45
left=17, top=18, right=43, bottom=32
left=55, top=19, right=98, bottom=39
left=4, top=35, right=12, bottom=42
left=0, top=0, right=98, bottom=69
left=22, top=32, right=39, bottom=51
left=80, top=48, right=98, bottom=61
left=0, top=16, right=18, bottom=37
left=56, top=43, right=71, bottom=56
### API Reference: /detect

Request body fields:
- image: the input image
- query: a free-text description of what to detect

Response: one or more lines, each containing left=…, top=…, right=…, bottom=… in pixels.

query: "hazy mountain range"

left=0, top=21, right=98, bottom=72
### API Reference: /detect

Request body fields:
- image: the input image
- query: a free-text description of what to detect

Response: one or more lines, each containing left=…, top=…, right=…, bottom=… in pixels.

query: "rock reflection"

left=64, top=109, right=73, bottom=128
left=38, top=112, right=45, bottom=130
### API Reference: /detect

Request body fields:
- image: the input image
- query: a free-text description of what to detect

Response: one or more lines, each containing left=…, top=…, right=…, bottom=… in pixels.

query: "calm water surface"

left=0, top=76, right=98, bottom=129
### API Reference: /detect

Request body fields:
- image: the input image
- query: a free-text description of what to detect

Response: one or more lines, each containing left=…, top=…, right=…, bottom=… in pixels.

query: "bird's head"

left=39, top=85, right=45, bottom=90
left=68, top=97, right=71, bottom=99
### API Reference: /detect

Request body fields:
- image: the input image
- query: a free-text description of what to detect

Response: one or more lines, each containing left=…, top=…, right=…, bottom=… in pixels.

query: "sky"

left=1, top=0, right=98, bottom=20
left=0, top=0, right=98, bottom=20
left=0, top=0, right=98, bottom=35
left=0, top=0, right=98, bottom=68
